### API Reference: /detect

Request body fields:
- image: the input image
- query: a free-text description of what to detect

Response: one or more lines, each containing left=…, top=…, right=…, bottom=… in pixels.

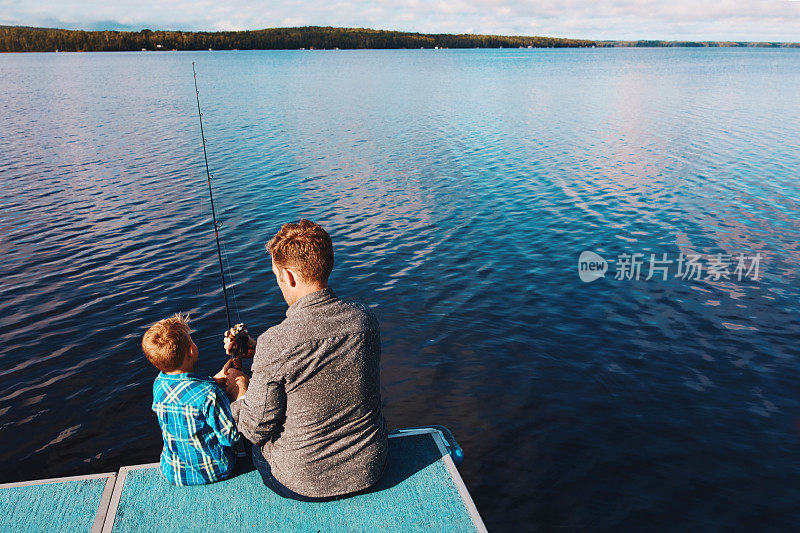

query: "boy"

left=142, top=313, right=240, bottom=486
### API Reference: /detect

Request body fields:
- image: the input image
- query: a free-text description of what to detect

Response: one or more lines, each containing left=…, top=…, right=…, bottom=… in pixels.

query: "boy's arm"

left=207, top=387, right=240, bottom=447
left=212, top=358, right=236, bottom=388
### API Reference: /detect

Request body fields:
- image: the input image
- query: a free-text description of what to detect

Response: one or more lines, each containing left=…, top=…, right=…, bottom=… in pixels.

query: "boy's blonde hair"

left=142, top=313, right=192, bottom=372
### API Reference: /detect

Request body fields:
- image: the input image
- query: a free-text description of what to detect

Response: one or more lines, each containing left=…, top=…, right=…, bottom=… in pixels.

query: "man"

left=224, top=219, right=388, bottom=500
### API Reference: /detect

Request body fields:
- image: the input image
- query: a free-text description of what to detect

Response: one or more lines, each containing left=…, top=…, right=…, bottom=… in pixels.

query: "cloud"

left=2, top=0, right=799, bottom=41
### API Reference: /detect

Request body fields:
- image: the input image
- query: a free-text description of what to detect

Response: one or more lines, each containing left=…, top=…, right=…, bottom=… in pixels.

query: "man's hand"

left=225, top=367, right=250, bottom=401
left=213, top=358, right=236, bottom=387
left=223, top=329, right=256, bottom=358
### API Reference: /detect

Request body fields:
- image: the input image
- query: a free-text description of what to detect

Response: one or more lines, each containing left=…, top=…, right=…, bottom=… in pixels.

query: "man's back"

left=232, top=288, right=388, bottom=498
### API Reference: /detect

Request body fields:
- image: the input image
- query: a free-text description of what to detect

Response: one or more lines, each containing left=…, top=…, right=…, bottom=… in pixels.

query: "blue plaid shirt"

left=152, top=372, right=240, bottom=486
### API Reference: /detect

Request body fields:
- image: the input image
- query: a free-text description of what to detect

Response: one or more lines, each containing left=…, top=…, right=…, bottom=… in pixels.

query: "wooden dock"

left=0, top=428, right=486, bottom=532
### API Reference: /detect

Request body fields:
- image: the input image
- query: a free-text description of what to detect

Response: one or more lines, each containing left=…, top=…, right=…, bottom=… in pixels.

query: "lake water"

left=1, top=48, right=799, bottom=531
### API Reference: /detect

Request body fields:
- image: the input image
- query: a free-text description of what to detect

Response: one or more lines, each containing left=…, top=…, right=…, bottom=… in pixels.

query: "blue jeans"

left=251, top=444, right=342, bottom=502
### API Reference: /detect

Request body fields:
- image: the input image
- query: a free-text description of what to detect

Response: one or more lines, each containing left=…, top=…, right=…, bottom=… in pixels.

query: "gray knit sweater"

left=230, top=288, right=388, bottom=498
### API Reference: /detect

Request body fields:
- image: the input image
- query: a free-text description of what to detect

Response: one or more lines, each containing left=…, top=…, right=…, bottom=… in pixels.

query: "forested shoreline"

left=0, top=26, right=593, bottom=52
left=1, top=25, right=797, bottom=52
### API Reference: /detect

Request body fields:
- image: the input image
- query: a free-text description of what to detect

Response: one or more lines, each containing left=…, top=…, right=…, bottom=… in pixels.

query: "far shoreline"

left=4, top=48, right=800, bottom=56
left=1, top=25, right=798, bottom=53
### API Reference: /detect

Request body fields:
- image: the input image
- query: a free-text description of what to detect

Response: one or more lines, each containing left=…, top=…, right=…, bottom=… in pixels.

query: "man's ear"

left=285, top=268, right=297, bottom=287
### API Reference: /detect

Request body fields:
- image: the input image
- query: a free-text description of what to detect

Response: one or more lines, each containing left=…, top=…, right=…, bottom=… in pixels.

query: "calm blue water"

left=1, top=48, right=799, bottom=531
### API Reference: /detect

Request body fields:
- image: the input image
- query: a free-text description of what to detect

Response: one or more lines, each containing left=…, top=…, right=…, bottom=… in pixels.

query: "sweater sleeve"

left=230, top=334, right=287, bottom=446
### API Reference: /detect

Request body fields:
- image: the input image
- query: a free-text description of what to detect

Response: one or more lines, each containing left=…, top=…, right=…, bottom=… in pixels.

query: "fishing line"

left=197, top=179, right=209, bottom=297
left=192, top=62, right=249, bottom=368
left=219, top=231, right=243, bottom=325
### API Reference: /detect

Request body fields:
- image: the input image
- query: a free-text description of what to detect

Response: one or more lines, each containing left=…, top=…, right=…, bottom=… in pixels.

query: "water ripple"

left=1, top=48, right=800, bottom=531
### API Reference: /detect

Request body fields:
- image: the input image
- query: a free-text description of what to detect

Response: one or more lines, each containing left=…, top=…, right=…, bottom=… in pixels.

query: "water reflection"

left=1, top=49, right=800, bottom=531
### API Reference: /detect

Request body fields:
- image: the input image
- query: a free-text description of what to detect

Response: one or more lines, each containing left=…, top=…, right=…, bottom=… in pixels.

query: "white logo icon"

left=578, top=251, right=607, bottom=282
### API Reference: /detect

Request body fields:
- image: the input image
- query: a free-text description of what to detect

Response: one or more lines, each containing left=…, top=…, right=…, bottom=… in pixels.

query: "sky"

left=2, top=0, right=800, bottom=41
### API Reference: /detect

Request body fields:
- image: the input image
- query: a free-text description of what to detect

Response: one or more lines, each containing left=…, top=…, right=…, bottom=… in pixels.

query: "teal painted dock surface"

left=0, top=473, right=115, bottom=533
left=0, top=429, right=485, bottom=532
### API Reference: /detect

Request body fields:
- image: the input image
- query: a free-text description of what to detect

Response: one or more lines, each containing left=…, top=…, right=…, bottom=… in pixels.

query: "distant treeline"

left=1, top=26, right=797, bottom=53
left=0, top=26, right=594, bottom=52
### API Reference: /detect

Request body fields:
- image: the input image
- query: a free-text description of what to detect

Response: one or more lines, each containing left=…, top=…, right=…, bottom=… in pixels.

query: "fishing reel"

left=227, top=322, right=250, bottom=370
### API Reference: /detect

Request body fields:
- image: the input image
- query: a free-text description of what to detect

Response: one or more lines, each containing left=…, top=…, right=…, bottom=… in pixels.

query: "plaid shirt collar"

left=158, top=371, right=213, bottom=383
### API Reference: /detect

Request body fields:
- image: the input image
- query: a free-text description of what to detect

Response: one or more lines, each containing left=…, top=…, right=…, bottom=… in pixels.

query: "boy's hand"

left=223, top=329, right=256, bottom=359
left=225, top=368, right=249, bottom=401
left=213, top=359, right=235, bottom=387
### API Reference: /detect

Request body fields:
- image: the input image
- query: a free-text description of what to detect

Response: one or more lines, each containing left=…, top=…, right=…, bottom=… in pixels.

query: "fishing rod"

left=192, top=62, right=249, bottom=369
